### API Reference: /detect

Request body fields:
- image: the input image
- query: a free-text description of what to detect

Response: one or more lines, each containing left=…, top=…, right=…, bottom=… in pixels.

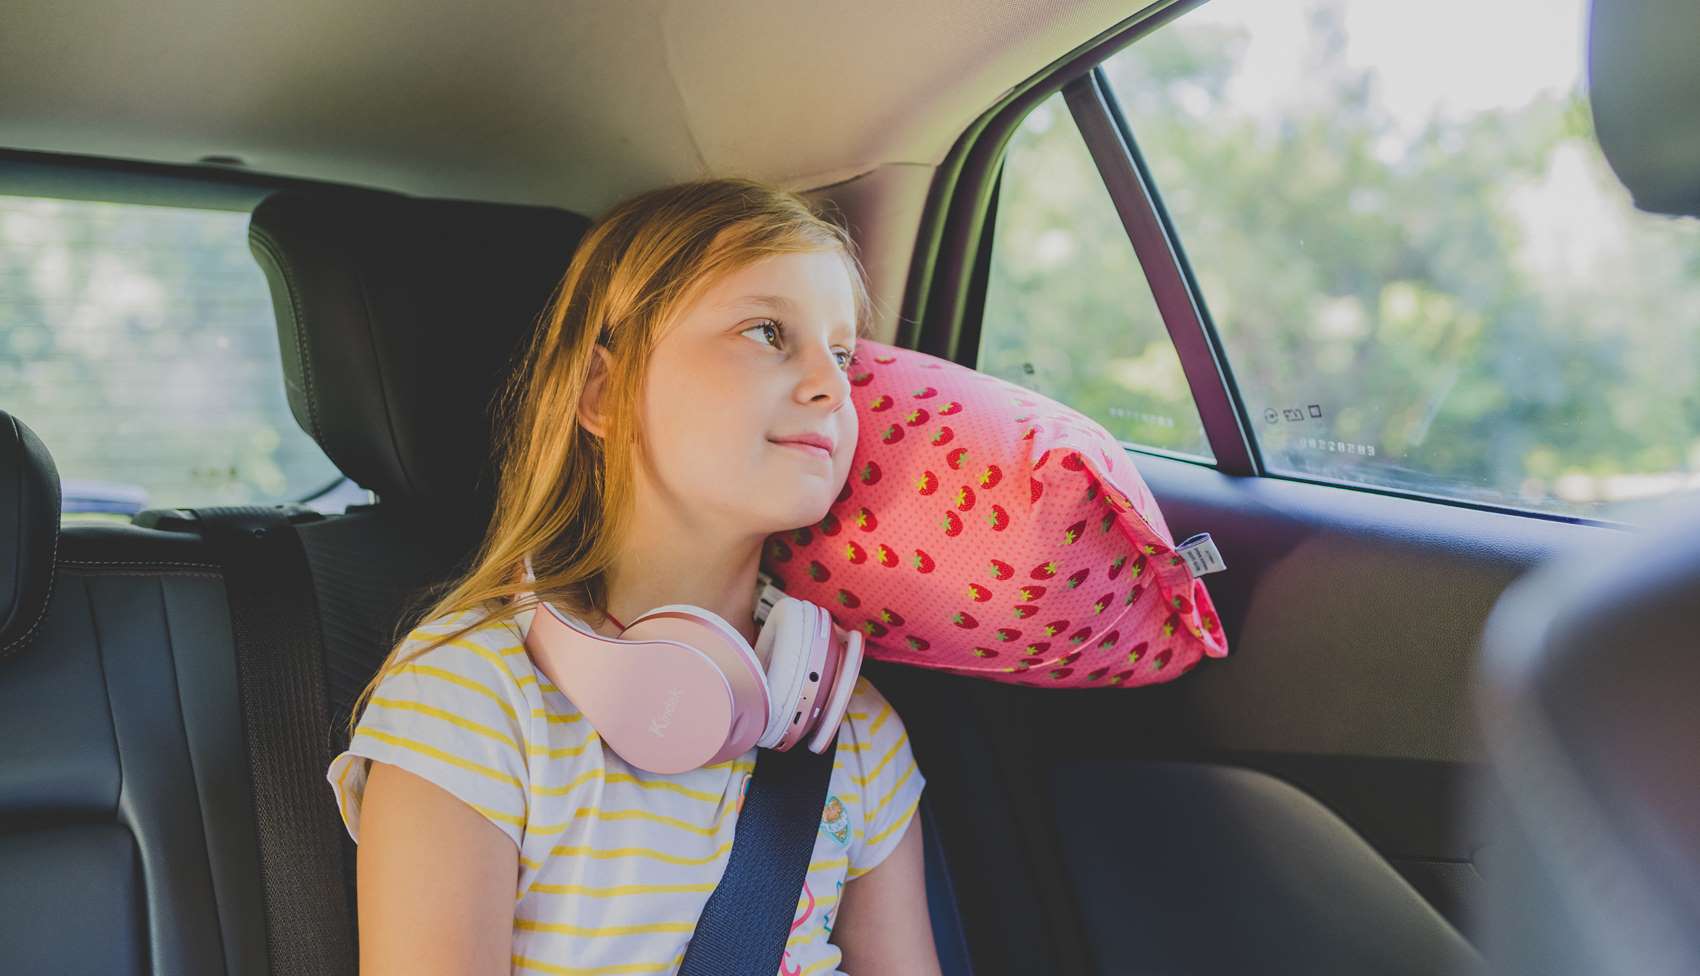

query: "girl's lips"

left=772, top=439, right=832, bottom=459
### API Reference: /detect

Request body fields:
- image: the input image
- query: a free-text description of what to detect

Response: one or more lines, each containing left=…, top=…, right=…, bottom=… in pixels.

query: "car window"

left=979, top=92, right=1214, bottom=463
left=0, top=194, right=352, bottom=520
left=1099, top=0, right=1700, bottom=521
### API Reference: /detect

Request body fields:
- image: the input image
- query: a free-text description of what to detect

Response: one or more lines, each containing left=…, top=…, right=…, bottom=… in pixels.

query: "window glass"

left=979, top=92, right=1214, bottom=461
left=1103, top=0, right=1700, bottom=521
left=0, top=195, right=348, bottom=519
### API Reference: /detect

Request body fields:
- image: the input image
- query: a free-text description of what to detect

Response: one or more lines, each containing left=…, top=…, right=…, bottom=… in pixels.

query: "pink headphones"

left=512, top=556, right=864, bottom=775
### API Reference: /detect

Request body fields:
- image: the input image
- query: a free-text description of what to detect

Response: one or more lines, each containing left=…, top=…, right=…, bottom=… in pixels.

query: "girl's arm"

left=356, top=760, right=520, bottom=976
left=830, top=812, right=945, bottom=975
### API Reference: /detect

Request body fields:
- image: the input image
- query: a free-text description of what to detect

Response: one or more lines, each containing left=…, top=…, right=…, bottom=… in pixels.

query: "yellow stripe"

left=808, top=853, right=849, bottom=874
left=799, top=954, right=841, bottom=975
left=512, top=952, right=684, bottom=975
left=856, top=791, right=922, bottom=864
left=864, top=759, right=918, bottom=822
left=529, top=737, right=600, bottom=759
left=867, top=700, right=893, bottom=736
left=442, top=638, right=558, bottom=693
left=528, top=806, right=730, bottom=838
left=531, top=762, right=755, bottom=802
left=856, top=730, right=909, bottom=787
left=548, top=839, right=733, bottom=866
left=394, top=663, right=519, bottom=724
left=333, top=756, right=357, bottom=827
left=835, top=737, right=872, bottom=753
left=353, top=727, right=523, bottom=790
left=532, top=707, right=583, bottom=724
left=514, top=917, right=695, bottom=937
left=368, top=697, right=521, bottom=755
left=525, top=881, right=717, bottom=898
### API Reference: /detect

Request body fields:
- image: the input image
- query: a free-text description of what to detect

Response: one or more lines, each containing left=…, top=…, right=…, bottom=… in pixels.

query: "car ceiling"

left=0, top=0, right=1156, bottom=214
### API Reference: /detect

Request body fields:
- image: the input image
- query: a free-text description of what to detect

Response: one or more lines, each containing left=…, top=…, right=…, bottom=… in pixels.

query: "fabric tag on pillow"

left=1177, top=533, right=1227, bottom=578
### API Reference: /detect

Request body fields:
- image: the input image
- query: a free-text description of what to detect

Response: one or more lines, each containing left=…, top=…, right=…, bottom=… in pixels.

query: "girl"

left=326, top=178, right=941, bottom=976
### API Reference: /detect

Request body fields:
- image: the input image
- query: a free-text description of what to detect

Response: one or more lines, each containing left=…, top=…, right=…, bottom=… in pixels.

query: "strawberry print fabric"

left=760, top=339, right=1230, bottom=688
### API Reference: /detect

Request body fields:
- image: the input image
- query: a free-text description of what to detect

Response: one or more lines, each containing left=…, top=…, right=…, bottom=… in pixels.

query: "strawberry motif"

left=1018, top=585, right=1046, bottom=601
left=791, top=527, right=813, bottom=546
left=881, top=423, right=904, bottom=444
left=946, top=446, right=969, bottom=470
left=843, top=541, right=867, bottom=564
left=989, top=559, right=1014, bottom=581
left=941, top=510, right=963, bottom=537
left=1030, top=560, right=1059, bottom=580
left=978, top=464, right=1003, bottom=489
left=1127, top=642, right=1148, bottom=663
left=873, top=353, right=896, bottom=365
left=1100, top=512, right=1115, bottom=534
left=854, top=507, right=878, bottom=532
left=1020, top=427, right=1038, bottom=442
left=951, top=611, right=978, bottom=629
left=938, top=401, right=963, bottom=416
left=912, top=549, right=936, bottom=573
left=879, top=608, right=905, bottom=626
left=911, top=386, right=938, bottom=399
left=954, top=485, right=976, bottom=512
left=905, top=408, right=930, bottom=427
left=986, top=504, right=1010, bottom=531
left=1142, top=542, right=1163, bottom=555
left=836, top=481, right=852, bottom=504
left=1041, top=620, right=1068, bottom=637
left=1152, top=648, right=1173, bottom=670
left=967, top=582, right=992, bottom=603
left=862, top=620, right=887, bottom=638
left=1171, top=594, right=1192, bottom=613
left=1022, top=641, right=1051, bottom=656
left=1096, top=631, right=1120, bottom=651
left=1012, top=604, right=1038, bottom=619
left=1084, top=482, right=1100, bottom=502
left=1047, top=668, right=1074, bottom=680
left=768, top=539, right=793, bottom=563
left=1108, top=669, right=1135, bottom=686
left=1107, top=553, right=1128, bottom=580
left=1170, top=555, right=1185, bottom=568
left=1162, top=613, right=1180, bottom=638
left=850, top=370, right=874, bottom=387
left=994, top=628, right=1021, bottom=642
left=1061, top=452, right=1085, bottom=471
left=1020, top=653, right=1046, bottom=665
left=1031, top=478, right=1044, bottom=503
left=931, top=426, right=954, bottom=447
left=1126, top=584, right=1145, bottom=607
left=858, top=460, right=882, bottom=486
left=875, top=544, right=899, bottom=568
left=807, top=560, right=831, bottom=583
left=1132, top=554, right=1149, bottom=578
left=1086, top=667, right=1109, bottom=681
left=905, top=635, right=930, bottom=652
left=1068, top=627, right=1093, bottom=645
left=916, top=470, right=939, bottom=495
left=1092, top=592, right=1112, bottom=614
left=972, top=647, right=999, bottom=658
left=1063, top=519, right=1086, bottom=545
left=869, top=394, right=894, bottom=412
left=1058, top=650, right=1082, bottom=666
left=836, top=589, right=861, bottom=609
left=1203, top=609, right=1220, bottom=633
left=820, top=512, right=842, bottom=536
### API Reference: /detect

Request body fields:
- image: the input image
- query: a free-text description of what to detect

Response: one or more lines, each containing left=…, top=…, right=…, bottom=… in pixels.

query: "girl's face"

left=634, top=248, right=860, bottom=536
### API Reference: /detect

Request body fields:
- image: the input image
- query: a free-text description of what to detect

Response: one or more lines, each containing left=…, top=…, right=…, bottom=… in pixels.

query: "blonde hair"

left=345, top=177, right=876, bottom=739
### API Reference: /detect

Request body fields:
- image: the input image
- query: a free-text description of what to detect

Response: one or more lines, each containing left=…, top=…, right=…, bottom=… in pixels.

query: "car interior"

left=3, top=0, right=1698, bottom=974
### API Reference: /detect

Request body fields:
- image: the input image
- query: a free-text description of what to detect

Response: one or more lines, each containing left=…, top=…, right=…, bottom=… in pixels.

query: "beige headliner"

left=2, top=0, right=1153, bottom=209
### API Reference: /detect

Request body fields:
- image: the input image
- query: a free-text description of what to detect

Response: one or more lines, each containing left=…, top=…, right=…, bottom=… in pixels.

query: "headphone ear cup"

left=753, top=597, right=812, bottom=749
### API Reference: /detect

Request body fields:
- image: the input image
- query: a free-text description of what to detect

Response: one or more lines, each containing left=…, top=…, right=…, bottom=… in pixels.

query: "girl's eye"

left=741, top=319, right=782, bottom=348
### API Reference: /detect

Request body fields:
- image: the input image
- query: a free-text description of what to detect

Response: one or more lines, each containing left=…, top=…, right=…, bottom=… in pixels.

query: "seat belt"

left=186, top=504, right=358, bottom=976
left=679, top=735, right=838, bottom=974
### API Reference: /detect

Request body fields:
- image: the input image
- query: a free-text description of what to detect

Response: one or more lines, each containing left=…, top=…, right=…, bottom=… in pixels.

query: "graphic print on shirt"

left=780, top=878, right=818, bottom=976
left=820, top=794, right=851, bottom=847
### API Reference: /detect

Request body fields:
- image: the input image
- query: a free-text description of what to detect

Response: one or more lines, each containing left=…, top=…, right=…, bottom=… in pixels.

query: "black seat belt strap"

left=188, top=504, right=358, bottom=976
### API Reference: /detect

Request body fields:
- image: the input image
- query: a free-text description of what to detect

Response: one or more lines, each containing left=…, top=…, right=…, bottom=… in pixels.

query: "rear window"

left=0, top=194, right=354, bottom=520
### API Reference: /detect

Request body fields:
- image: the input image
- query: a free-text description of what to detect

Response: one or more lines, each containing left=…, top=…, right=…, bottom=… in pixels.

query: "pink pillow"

left=759, top=339, right=1230, bottom=688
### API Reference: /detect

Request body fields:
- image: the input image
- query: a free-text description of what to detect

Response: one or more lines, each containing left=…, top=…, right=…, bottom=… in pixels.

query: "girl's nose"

left=796, top=343, right=850, bottom=407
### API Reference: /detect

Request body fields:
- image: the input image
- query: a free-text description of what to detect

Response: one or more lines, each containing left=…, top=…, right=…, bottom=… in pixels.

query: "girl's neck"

left=597, top=537, right=766, bottom=648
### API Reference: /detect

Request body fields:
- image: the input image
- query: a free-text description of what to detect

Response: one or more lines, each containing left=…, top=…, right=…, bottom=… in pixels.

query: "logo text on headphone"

left=649, top=687, right=685, bottom=737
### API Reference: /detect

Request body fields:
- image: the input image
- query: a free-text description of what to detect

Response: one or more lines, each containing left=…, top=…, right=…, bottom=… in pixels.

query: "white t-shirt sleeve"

left=843, top=676, right=927, bottom=880
left=326, top=612, right=535, bottom=852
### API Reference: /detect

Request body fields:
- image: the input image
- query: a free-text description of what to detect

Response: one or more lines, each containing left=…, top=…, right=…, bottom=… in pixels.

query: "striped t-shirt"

left=326, top=603, right=927, bottom=976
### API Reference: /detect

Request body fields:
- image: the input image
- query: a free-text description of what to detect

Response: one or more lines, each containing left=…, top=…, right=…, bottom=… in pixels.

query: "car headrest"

left=247, top=188, right=591, bottom=514
left=1589, top=0, right=1700, bottom=216
left=1, top=410, right=60, bottom=664
left=1475, top=498, right=1700, bottom=974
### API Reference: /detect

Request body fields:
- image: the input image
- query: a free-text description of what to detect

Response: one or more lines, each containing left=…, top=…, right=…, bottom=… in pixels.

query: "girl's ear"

left=577, top=344, right=615, bottom=439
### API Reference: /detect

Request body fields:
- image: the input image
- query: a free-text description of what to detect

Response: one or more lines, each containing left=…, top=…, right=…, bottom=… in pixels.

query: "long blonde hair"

left=345, top=177, right=876, bottom=739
